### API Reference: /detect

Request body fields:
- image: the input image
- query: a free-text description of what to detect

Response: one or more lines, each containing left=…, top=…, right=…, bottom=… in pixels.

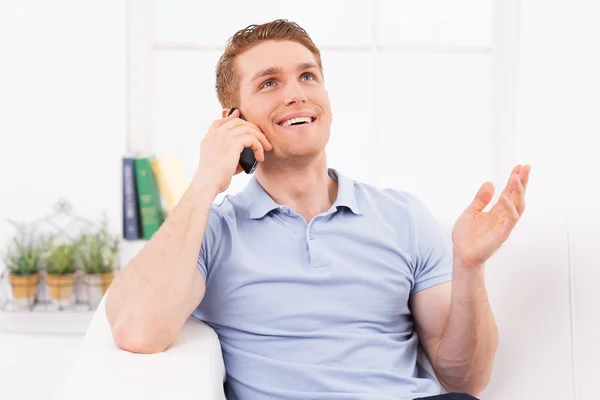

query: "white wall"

left=0, top=0, right=126, bottom=248
left=517, top=1, right=600, bottom=399
left=517, top=0, right=600, bottom=218
left=0, top=1, right=126, bottom=397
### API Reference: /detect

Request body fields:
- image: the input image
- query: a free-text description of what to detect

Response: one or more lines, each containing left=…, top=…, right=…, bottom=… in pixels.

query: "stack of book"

left=122, top=154, right=189, bottom=240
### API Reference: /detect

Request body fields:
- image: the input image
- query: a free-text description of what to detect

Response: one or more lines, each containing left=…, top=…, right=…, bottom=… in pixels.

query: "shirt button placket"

left=306, top=222, right=327, bottom=270
left=307, top=228, right=315, bottom=267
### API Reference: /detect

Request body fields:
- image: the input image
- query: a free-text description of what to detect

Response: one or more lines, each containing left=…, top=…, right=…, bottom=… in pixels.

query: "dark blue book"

left=122, top=154, right=142, bottom=240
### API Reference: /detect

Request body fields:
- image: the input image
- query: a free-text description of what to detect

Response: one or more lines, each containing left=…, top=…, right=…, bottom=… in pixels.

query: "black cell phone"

left=228, top=107, right=258, bottom=174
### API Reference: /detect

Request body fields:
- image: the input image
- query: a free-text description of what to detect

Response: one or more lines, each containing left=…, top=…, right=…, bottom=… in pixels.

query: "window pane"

left=375, top=53, right=492, bottom=217
left=153, top=0, right=273, bottom=46
left=272, top=0, right=373, bottom=47
left=321, top=51, right=373, bottom=183
left=378, top=0, right=492, bottom=47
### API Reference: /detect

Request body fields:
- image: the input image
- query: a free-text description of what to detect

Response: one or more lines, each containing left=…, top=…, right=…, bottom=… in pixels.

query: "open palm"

left=452, top=165, right=531, bottom=268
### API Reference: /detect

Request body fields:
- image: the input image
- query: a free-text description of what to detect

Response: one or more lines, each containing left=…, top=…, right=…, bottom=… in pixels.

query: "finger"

left=233, top=125, right=272, bottom=151
left=499, top=192, right=520, bottom=223
left=258, top=131, right=273, bottom=151
left=509, top=174, right=526, bottom=216
left=218, top=115, right=248, bottom=132
left=520, top=164, right=531, bottom=193
left=227, top=124, right=272, bottom=152
left=236, top=133, right=265, bottom=162
left=501, top=165, right=521, bottom=197
left=466, top=181, right=495, bottom=214
left=214, top=108, right=240, bottom=127
left=208, top=110, right=241, bottom=133
left=489, top=197, right=505, bottom=219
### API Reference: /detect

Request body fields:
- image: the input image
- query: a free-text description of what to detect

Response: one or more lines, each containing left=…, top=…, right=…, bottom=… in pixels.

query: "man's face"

left=235, top=40, right=332, bottom=163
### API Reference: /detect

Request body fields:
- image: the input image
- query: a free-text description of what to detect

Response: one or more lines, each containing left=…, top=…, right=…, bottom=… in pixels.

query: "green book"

left=134, top=156, right=165, bottom=240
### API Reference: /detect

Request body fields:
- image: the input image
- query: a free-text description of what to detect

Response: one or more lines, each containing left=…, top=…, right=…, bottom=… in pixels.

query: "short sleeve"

left=196, top=207, right=224, bottom=282
left=408, top=194, right=453, bottom=294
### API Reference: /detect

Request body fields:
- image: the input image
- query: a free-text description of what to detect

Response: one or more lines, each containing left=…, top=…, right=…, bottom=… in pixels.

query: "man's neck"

left=255, top=155, right=338, bottom=222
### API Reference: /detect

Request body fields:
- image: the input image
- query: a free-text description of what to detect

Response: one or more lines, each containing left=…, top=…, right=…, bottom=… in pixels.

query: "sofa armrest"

left=53, top=294, right=226, bottom=400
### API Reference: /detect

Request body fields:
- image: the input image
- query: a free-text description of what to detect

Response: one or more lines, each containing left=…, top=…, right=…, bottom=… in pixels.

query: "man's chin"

left=263, top=147, right=326, bottom=167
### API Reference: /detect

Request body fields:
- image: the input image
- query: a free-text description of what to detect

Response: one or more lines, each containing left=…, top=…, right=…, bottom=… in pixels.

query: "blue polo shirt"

left=193, top=168, right=453, bottom=400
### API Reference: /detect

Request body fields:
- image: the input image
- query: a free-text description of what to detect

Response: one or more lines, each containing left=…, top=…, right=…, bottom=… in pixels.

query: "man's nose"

left=283, top=81, right=307, bottom=106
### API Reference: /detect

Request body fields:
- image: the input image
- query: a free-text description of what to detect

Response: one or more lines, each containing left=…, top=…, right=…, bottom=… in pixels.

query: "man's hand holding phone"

left=193, top=108, right=272, bottom=196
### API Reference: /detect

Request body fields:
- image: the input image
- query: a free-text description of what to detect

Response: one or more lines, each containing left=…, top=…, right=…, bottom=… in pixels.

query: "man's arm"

left=409, top=256, right=498, bottom=396
left=106, top=108, right=272, bottom=354
left=105, top=182, right=216, bottom=354
left=410, top=164, right=530, bottom=396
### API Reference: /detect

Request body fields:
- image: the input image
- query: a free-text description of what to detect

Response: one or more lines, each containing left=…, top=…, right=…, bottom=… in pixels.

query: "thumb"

left=466, top=181, right=495, bottom=214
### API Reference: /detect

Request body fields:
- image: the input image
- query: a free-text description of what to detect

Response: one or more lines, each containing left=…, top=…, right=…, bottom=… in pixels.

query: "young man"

left=106, top=20, right=531, bottom=400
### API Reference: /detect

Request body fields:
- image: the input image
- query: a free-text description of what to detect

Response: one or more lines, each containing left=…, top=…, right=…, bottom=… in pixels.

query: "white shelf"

left=0, top=241, right=147, bottom=335
left=0, top=310, right=95, bottom=335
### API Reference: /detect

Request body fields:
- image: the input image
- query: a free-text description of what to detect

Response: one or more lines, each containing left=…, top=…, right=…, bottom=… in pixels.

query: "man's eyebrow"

left=250, top=66, right=280, bottom=83
left=250, top=62, right=320, bottom=83
left=298, top=62, right=318, bottom=72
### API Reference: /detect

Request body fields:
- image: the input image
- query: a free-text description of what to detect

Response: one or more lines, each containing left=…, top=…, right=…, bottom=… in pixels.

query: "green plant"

left=46, top=242, right=78, bottom=275
left=76, top=217, right=120, bottom=275
left=2, top=223, right=51, bottom=276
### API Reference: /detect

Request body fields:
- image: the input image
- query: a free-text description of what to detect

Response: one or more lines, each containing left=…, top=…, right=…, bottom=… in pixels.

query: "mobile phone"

left=228, top=107, right=259, bottom=174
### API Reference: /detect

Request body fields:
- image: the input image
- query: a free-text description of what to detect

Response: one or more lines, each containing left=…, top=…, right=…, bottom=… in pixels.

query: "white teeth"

left=281, top=117, right=312, bottom=127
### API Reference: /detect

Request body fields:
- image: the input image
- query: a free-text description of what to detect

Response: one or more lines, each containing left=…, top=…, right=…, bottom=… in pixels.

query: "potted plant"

left=2, top=224, right=48, bottom=307
left=45, top=242, right=78, bottom=306
left=77, top=217, right=120, bottom=308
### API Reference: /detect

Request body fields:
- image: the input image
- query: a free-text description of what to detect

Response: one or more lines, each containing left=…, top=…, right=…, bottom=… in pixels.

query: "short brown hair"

left=215, top=19, right=323, bottom=108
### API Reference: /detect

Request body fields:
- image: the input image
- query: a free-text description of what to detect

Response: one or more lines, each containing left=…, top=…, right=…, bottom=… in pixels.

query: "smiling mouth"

left=278, top=116, right=317, bottom=127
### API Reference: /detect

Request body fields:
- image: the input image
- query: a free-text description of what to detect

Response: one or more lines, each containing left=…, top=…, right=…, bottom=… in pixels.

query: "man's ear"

left=222, top=108, right=231, bottom=118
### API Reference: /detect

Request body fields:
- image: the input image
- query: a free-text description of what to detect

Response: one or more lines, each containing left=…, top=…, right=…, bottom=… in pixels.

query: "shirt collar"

left=242, top=168, right=362, bottom=219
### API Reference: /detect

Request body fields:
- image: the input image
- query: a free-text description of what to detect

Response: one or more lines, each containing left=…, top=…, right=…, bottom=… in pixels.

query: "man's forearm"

left=434, top=254, right=499, bottom=395
left=106, top=177, right=218, bottom=353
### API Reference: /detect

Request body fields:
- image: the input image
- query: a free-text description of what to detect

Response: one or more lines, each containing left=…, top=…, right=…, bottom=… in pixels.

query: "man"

left=106, top=19, right=530, bottom=400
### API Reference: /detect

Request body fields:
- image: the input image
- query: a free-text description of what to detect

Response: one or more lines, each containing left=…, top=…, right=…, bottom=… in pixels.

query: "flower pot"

left=46, top=273, right=76, bottom=307
left=85, top=271, right=114, bottom=308
left=9, top=272, right=39, bottom=307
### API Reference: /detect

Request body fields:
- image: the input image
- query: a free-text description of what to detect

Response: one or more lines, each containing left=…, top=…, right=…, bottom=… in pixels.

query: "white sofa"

left=53, top=213, right=600, bottom=400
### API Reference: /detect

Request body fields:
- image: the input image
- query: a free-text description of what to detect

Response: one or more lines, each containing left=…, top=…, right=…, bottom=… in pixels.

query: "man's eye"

left=301, top=73, right=315, bottom=81
left=261, top=80, right=275, bottom=89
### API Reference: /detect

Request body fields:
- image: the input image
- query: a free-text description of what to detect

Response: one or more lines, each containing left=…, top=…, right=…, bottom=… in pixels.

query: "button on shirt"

left=193, top=168, right=453, bottom=400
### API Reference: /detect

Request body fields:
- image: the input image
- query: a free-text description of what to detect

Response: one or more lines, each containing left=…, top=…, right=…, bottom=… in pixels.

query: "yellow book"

left=150, top=156, right=190, bottom=214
